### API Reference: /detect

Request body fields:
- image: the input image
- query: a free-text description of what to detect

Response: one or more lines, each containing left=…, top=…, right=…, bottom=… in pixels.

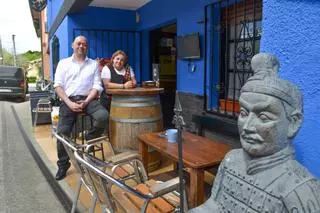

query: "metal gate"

left=73, top=29, right=141, bottom=81
left=206, top=0, right=262, bottom=118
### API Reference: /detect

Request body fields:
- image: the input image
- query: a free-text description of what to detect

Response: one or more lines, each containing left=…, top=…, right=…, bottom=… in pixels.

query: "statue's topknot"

left=241, top=53, right=302, bottom=114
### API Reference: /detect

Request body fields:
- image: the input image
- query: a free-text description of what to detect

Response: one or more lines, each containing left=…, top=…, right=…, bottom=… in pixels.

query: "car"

left=0, top=66, right=28, bottom=102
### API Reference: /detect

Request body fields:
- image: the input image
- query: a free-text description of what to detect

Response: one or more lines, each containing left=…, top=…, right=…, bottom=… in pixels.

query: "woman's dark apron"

left=100, top=64, right=132, bottom=111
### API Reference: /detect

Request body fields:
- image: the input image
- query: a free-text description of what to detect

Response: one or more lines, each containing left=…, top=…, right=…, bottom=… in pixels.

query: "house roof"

left=28, top=3, right=41, bottom=38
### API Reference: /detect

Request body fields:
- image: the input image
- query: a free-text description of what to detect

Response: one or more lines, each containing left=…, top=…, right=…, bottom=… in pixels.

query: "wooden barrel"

left=109, top=94, right=163, bottom=171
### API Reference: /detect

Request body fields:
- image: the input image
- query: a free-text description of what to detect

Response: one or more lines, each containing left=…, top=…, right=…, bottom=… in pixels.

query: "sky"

left=0, top=0, right=41, bottom=54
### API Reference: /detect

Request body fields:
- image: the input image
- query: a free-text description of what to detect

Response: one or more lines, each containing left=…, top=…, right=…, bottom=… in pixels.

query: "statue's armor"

left=190, top=148, right=320, bottom=213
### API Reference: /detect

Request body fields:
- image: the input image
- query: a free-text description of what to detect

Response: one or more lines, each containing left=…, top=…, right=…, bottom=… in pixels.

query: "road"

left=0, top=100, right=67, bottom=213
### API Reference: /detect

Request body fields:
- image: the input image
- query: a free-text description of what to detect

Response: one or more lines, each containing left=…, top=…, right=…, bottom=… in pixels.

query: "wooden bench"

left=192, top=113, right=239, bottom=139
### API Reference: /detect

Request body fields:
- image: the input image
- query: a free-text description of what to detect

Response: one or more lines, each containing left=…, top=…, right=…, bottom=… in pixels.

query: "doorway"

left=150, top=23, right=177, bottom=129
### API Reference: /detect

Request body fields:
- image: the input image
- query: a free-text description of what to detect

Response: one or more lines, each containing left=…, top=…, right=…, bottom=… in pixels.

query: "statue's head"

left=238, top=53, right=303, bottom=157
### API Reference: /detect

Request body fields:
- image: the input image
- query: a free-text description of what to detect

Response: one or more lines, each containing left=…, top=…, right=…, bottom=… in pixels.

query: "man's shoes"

left=55, top=163, right=71, bottom=181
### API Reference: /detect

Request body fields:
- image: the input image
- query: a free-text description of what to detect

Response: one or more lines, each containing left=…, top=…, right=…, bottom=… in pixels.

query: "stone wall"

left=178, top=91, right=241, bottom=149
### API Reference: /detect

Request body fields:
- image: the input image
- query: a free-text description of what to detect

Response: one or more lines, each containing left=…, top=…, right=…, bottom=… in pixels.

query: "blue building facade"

left=46, top=0, right=320, bottom=177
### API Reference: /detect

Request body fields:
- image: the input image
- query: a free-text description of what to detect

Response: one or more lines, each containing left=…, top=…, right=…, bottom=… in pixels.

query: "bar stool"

left=33, top=98, right=52, bottom=127
left=74, top=112, right=105, bottom=160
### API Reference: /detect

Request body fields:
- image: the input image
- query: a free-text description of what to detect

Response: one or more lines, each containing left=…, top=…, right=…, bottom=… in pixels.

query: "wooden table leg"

left=188, top=168, right=204, bottom=208
left=139, top=140, right=148, bottom=174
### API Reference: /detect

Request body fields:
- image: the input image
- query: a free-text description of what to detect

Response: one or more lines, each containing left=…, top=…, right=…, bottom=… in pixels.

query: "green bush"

left=27, top=76, right=37, bottom=83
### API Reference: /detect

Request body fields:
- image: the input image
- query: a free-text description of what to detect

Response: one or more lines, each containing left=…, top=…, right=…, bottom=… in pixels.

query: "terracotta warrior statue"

left=189, top=53, right=320, bottom=213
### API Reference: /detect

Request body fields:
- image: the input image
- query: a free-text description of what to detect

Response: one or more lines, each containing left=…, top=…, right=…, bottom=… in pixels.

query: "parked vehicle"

left=0, top=66, right=28, bottom=102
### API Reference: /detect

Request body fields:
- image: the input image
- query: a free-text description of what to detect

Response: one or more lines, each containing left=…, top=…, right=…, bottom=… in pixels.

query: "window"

left=206, top=0, right=262, bottom=118
left=51, top=36, right=59, bottom=79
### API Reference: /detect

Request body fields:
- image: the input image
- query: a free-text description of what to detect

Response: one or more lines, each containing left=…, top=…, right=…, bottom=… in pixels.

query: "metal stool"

left=33, top=98, right=52, bottom=127
left=74, top=112, right=105, bottom=160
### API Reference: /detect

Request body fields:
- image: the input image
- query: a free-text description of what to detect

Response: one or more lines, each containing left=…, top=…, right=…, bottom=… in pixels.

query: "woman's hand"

left=132, top=77, right=137, bottom=88
left=124, top=81, right=134, bottom=89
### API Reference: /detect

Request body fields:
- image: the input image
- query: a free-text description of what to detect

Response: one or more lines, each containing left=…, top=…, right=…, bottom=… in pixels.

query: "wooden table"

left=138, top=131, right=231, bottom=208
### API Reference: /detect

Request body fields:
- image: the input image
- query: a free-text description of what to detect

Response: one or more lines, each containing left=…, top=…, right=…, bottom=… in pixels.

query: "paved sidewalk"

left=0, top=101, right=71, bottom=213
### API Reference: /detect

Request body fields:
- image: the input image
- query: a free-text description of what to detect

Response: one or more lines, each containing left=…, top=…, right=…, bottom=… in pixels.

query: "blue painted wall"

left=69, top=8, right=137, bottom=61
left=69, top=7, right=136, bottom=31
left=261, top=0, right=320, bottom=177
left=49, top=6, right=139, bottom=80
left=137, top=0, right=218, bottom=95
left=49, top=17, right=70, bottom=78
left=47, top=0, right=64, bottom=29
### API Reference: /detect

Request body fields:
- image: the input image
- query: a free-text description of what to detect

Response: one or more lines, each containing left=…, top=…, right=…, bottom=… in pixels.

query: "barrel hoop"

left=111, top=101, right=160, bottom=108
left=112, top=96, right=159, bottom=103
left=110, top=116, right=162, bottom=123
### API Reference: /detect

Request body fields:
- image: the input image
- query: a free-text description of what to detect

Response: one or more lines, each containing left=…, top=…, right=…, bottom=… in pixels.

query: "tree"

left=2, top=48, right=14, bottom=66
left=0, top=48, right=41, bottom=70
left=20, top=50, right=41, bottom=61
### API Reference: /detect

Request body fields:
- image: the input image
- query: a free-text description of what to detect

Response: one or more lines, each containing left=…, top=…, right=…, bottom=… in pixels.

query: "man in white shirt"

left=54, top=35, right=108, bottom=180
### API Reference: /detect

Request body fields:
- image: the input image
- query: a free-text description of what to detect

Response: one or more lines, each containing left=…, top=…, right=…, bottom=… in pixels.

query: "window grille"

left=206, top=0, right=262, bottom=118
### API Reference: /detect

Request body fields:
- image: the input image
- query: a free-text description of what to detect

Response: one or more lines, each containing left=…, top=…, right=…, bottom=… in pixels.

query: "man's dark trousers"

left=56, top=97, right=108, bottom=169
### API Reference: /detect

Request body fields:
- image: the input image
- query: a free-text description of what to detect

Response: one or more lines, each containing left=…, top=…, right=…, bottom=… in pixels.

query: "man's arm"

left=77, top=62, right=102, bottom=109
left=77, top=88, right=98, bottom=109
left=54, top=60, right=82, bottom=112
left=55, top=86, right=69, bottom=104
left=92, top=61, right=103, bottom=93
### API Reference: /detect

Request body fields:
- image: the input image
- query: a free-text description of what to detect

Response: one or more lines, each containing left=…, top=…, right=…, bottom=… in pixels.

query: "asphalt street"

left=0, top=100, right=67, bottom=213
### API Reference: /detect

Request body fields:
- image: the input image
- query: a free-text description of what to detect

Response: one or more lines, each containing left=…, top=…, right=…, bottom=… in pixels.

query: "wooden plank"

left=124, top=186, right=161, bottom=213
left=146, top=179, right=179, bottom=207
left=112, top=166, right=130, bottom=178
left=135, top=182, right=175, bottom=213
left=112, top=186, right=141, bottom=213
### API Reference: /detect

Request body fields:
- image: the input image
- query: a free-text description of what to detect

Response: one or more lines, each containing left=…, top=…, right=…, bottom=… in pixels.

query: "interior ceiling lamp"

left=30, top=0, right=47, bottom=12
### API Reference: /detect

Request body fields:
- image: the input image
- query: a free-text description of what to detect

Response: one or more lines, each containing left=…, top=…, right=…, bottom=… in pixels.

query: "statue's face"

left=238, top=92, right=290, bottom=157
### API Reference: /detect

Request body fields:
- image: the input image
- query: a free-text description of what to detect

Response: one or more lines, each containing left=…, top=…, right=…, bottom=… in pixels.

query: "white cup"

left=166, top=129, right=178, bottom=143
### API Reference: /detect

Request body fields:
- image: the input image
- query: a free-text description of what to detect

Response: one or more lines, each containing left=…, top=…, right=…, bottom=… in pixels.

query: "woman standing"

left=100, top=50, right=137, bottom=110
